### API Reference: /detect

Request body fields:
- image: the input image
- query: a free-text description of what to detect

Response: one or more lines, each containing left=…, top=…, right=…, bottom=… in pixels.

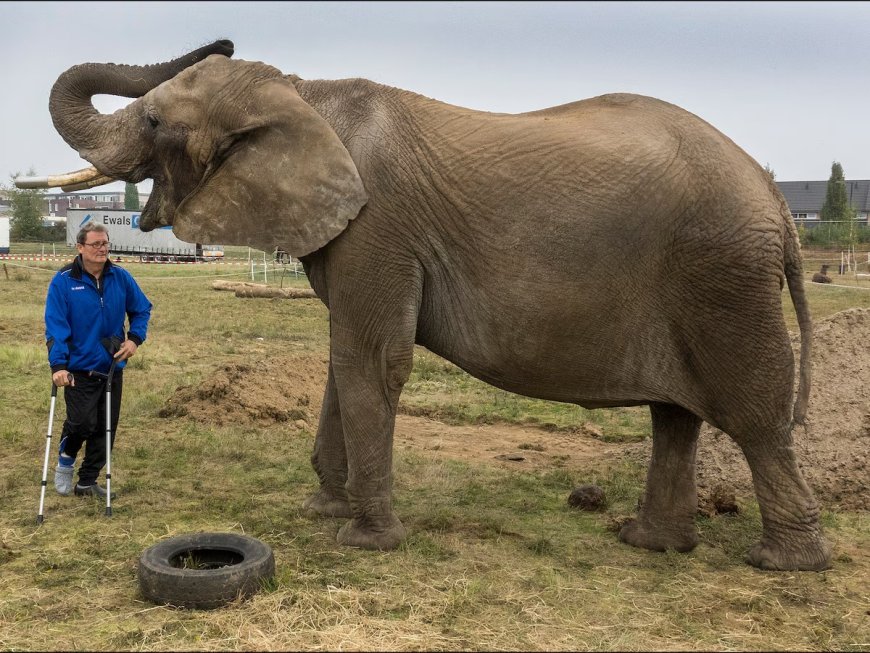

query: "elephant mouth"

left=139, top=152, right=211, bottom=233
left=138, top=177, right=184, bottom=232
left=138, top=193, right=166, bottom=232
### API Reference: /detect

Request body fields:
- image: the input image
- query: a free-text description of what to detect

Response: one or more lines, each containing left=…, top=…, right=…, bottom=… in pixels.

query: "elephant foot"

left=746, top=534, right=832, bottom=571
left=336, top=513, right=407, bottom=551
left=302, top=488, right=352, bottom=519
left=618, top=517, right=698, bottom=553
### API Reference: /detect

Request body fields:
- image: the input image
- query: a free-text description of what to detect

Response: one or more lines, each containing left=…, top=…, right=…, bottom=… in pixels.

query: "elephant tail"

left=783, top=213, right=812, bottom=425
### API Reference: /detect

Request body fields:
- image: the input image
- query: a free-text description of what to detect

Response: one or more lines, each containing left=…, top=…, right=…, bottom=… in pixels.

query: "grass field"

left=0, top=245, right=868, bottom=651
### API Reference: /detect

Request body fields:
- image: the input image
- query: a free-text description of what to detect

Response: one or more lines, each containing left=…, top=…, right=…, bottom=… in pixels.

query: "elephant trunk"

left=48, top=40, right=234, bottom=179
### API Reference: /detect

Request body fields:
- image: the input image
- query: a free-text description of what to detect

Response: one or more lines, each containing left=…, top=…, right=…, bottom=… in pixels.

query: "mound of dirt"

left=159, top=355, right=328, bottom=428
left=160, top=308, right=869, bottom=511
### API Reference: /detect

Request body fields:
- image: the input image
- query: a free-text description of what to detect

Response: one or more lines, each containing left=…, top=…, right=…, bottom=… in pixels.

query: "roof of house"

left=776, top=180, right=870, bottom=213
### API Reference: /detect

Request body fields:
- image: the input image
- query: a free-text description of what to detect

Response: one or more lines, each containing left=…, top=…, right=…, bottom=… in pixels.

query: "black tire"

left=138, top=532, right=275, bottom=609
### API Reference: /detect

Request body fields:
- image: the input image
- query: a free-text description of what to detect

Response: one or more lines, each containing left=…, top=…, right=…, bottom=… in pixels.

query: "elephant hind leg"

left=733, top=428, right=831, bottom=571
left=619, top=402, right=701, bottom=553
left=704, top=360, right=830, bottom=570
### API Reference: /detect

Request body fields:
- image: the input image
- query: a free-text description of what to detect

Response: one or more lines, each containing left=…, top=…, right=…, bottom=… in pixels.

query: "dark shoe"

left=74, top=483, right=117, bottom=500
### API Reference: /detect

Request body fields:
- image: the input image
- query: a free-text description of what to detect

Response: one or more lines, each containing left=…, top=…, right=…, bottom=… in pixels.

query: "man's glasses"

left=81, top=241, right=111, bottom=250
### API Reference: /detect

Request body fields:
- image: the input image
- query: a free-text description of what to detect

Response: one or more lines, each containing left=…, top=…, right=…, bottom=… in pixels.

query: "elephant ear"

left=174, top=75, right=367, bottom=257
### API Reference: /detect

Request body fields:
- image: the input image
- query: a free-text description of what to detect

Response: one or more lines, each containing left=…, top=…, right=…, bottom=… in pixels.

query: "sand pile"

left=159, top=355, right=328, bottom=427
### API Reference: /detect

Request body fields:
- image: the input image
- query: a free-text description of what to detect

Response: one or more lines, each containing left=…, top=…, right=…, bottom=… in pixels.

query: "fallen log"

left=234, top=286, right=318, bottom=299
left=212, top=280, right=266, bottom=292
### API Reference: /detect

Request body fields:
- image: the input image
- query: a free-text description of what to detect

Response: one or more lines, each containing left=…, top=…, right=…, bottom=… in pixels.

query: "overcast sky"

left=3, top=1, right=870, bottom=194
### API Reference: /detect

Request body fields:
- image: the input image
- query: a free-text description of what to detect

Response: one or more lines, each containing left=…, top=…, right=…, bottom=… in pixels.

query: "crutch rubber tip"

left=105, top=508, right=112, bottom=517
left=36, top=515, right=44, bottom=525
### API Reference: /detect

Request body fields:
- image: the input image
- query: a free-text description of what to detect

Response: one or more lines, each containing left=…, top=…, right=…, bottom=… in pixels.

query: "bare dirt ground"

left=160, top=308, right=869, bottom=512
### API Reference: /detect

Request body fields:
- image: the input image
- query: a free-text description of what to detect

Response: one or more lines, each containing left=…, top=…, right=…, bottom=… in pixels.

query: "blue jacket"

left=45, top=255, right=152, bottom=374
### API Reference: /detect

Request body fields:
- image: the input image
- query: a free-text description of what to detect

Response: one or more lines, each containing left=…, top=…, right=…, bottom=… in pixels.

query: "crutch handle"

left=88, top=357, right=118, bottom=382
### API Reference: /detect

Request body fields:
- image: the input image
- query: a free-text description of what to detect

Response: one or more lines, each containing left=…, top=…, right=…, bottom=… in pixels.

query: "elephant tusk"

left=60, top=175, right=116, bottom=192
left=14, top=166, right=113, bottom=189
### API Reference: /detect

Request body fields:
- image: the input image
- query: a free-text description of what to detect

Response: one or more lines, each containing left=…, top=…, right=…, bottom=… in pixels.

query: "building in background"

left=776, top=180, right=870, bottom=225
left=43, top=190, right=150, bottom=218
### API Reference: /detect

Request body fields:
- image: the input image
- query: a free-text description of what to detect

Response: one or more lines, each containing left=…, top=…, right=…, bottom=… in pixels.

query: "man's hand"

left=113, top=339, right=138, bottom=362
left=52, top=371, right=74, bottom=387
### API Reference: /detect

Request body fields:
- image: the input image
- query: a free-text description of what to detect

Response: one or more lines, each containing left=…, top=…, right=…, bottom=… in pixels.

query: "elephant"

left=35, top=39, right=831, bottom=571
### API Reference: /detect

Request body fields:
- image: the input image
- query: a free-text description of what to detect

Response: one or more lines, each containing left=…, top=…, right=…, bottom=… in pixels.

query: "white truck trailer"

left=0, top=217, right=9, bottom=254
left=67, top=209, right=223, bottom=261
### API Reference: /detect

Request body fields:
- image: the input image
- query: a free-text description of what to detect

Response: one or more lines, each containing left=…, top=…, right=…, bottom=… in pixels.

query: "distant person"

left=44, top=223, right=152, bottom=498
left=812, top=264, right=832, bottom=284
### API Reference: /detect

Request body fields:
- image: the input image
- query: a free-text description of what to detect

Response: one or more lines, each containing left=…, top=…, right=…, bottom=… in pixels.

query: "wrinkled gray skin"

left=47, top=40, right=831, bottom=570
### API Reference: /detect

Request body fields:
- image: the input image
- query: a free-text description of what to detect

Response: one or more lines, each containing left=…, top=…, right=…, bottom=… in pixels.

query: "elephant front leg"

left=619, top=403, right=702, bottom=553
left=330, top=343, right=413, bottom=551
left=302, top=365, right=352, bottom=518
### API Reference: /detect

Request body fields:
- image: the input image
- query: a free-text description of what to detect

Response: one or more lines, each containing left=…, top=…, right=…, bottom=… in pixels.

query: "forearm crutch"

left=36, top=383, right=59, bottom=525
left=89, top=356, right=118, bottom=517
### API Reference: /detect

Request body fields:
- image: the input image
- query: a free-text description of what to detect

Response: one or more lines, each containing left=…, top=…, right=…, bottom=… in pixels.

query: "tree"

left=763, top=163, right=776, bottom=180
left=842, top=203, right=860, bottom=250
left=124, top=182, right=140, bottom=210
left=820, top=161, right=849, bottom=221
left=5, top=170, right=45, bottom=241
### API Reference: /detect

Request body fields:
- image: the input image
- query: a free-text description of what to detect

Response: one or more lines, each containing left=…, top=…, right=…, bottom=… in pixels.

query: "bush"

left=797, top=221, right=869, bottom=248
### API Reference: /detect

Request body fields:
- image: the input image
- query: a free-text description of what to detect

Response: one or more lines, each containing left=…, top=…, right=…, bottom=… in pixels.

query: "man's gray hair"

left=76, top=222, right=109, bottom=245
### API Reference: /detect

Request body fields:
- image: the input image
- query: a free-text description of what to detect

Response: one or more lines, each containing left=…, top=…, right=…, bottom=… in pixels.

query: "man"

left=44, top=222, right=152, bottom=498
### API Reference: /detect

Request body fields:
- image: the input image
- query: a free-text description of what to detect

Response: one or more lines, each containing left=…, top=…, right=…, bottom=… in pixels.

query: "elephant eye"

left=147, top=112, right=159, bottom=128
